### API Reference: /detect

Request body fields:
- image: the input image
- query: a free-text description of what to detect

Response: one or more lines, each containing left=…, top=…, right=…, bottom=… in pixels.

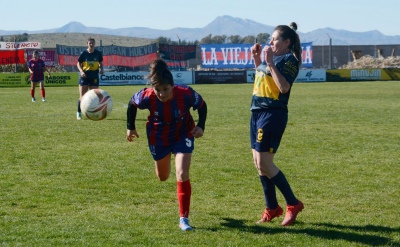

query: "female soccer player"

left=126, top=59, right=207, bottom=231
left=28, top=50, right=51, bottom=102
left=76, top=37, right=104, bottom=120
left=250, top=22, right=304, bottom=226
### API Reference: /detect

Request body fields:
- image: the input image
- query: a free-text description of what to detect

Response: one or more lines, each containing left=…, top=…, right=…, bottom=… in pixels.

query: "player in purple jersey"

left=126, top=59, right=207, bottom=231
left=250, top=22, right=304, bottom=226
left=28, top=50, right=51, bottom=102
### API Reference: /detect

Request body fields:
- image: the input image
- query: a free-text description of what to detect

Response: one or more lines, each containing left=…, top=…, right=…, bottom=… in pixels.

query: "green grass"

left=0, top=82, right=399, bottom=246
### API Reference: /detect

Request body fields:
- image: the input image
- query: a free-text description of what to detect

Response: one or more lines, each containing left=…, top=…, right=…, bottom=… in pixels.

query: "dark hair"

left=275, top=22, right=302, bottom=67
left=147, top=59, right=174, bottom=87
left=87, top=37, right=95, bottom=43
left=33, top=50, right=38, bottom=54
left=289, top=22, right=298, bottom=31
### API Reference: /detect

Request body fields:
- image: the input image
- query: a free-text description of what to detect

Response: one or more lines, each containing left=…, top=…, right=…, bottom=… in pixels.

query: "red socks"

left=177, top=180, right=191, bottom=218
left=30, top=89, right=45, bottom=98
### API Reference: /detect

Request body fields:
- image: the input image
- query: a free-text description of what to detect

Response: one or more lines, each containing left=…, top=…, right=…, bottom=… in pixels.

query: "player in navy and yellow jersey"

left=76, top=37, right=104, bottom=120
left=126, top=59, right=207, bottom=231
left=250, top=22, right=304, bottom=226
left=28, top=50, right=51, bottom=102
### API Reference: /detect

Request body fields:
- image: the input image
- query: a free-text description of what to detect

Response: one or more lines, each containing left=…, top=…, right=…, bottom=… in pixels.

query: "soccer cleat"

left=179, top=217, right=193, bottom=231
left=42, top=98, right=46, bottom=102
left=77, top=112, right=82, bottom=120
left=256, top=205, right=283, bottom=224
left=282, top=200, right=304, bottom=226
left=32, top=98, right=36, bottom=102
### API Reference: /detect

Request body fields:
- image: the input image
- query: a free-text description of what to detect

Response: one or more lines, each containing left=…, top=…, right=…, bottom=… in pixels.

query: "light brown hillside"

left=3, top=33, right=155, bottom=48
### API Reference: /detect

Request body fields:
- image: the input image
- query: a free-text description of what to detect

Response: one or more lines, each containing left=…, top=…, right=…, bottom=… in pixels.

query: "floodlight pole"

left=327, top=34, right=332, bottom=69
left=176, top=34, right=181, bottom=71
left=14, top=35, right=17, bottom=73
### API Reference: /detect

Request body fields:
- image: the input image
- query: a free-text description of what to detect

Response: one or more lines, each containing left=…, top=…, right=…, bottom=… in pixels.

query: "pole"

left=14, top=35, right=17, bottom=73
left=329, top=37, right=332, bottom=69
left=176, top=34, right=181, bottom=71
left=327, top=34, right=332, bottom=69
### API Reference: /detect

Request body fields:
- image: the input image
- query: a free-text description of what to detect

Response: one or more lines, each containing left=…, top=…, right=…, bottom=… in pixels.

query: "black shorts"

left=250, top=109, right=288, bottom=153
left=79, top=76, right=99, bottom=86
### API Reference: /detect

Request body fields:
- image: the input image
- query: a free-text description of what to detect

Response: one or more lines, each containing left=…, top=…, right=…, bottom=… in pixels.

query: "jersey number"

left=185, top=138, right=192, bottom=147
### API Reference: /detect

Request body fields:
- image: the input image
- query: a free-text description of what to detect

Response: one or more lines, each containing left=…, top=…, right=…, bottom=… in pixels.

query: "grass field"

left=0, top=82, right=399, bottom=246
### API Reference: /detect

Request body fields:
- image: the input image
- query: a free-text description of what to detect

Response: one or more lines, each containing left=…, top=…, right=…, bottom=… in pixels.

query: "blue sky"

left=3, top=0, right=399, bottom=36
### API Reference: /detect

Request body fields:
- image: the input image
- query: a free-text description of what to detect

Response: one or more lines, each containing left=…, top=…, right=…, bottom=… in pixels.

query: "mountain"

left=299, top=27, right=400, bottom=45
left=1, top=15, right=400, bottom=45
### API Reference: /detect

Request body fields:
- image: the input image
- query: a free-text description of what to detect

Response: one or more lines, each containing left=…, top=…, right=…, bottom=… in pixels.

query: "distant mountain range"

left=1, top=15, right=400, bottom=46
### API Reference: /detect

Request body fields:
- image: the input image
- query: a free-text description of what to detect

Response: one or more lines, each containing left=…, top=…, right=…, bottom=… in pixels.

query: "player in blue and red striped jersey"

left=126, top=59, right=207, bottom=231
left=28, top=50, right=51, bottom=102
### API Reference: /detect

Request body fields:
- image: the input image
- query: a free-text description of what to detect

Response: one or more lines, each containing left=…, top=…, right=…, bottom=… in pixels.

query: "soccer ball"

left=80, top=89, right=113, bottom=121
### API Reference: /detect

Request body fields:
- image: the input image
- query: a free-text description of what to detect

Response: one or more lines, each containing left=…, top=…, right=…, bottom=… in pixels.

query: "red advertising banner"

left=165, top=60, right=187, bottom=70
left=158, top=44, right=197, bottom=60
left=57, top=55, right=79, bottom=66
left=26, top=50, right=56, bottom=67
left=0, top=50, right=26, bottom=65
left=58, top=53, right=158, bottom=67
left=102, top=53, right=158, bottom=67
left=56, top=43, right=158, bottom=67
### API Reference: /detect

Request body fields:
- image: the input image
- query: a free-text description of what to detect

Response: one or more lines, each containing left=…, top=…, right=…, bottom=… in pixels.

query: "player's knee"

left=157, top=174, right=169, bottom=181
left=176, top=172, right=189, bottom=182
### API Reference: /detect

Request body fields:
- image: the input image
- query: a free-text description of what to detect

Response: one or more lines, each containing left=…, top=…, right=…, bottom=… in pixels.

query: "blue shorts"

left=31, top=79, right=44, bottom=83
left=250, top=109, right=288, bottom=153
left=79, top=76, right=99, bottom=86
left=31, top=74, right=44, bottom=83
left=148, top=136, right=195, bottom=161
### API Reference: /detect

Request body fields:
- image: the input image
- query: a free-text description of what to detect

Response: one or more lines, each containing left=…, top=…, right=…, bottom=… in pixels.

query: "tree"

left=256, top=33, right=270, bottom=44
left=13, top=33, right=29, bottom=42
left=156, top=36, right=173, bottom=45
left=240, top=35, right=256, bottom=44
left=200, top=34, right=213, bottom=44
left=211, top=35, right=227, bottom=44
left=228, top=35, right=241, bottom=44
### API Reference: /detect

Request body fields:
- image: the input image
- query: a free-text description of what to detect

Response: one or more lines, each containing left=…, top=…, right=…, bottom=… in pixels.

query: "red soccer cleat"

left=282, top=200, right=304, bottom=226
left=256, top=205, right=283, bottom=224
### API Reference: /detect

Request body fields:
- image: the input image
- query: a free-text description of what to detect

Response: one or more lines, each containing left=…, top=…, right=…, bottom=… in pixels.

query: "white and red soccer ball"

left=80, top=89, right=113, bottom=121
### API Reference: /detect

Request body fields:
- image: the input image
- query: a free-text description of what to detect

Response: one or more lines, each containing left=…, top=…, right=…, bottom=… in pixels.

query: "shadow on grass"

left=106, top=118, right=147, bottom=122
left=211, top=218, right=400, bottom=246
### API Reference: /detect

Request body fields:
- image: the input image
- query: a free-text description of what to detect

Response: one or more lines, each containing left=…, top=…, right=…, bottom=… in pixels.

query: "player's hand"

left=251, top=43, right=262, bottom=57
left=80, top=71, right=86, bottom=78
left=263, top=45, right=273, bottom=64
left=126, top=129, right=139, bottom=142
left=191, top=126, right=204, bottom=138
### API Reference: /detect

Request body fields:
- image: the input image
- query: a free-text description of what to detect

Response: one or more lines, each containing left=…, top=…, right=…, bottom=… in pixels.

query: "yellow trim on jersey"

left=81, top=61, right=100, bottom=72
left=253, top=69, right=280, bottom=100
